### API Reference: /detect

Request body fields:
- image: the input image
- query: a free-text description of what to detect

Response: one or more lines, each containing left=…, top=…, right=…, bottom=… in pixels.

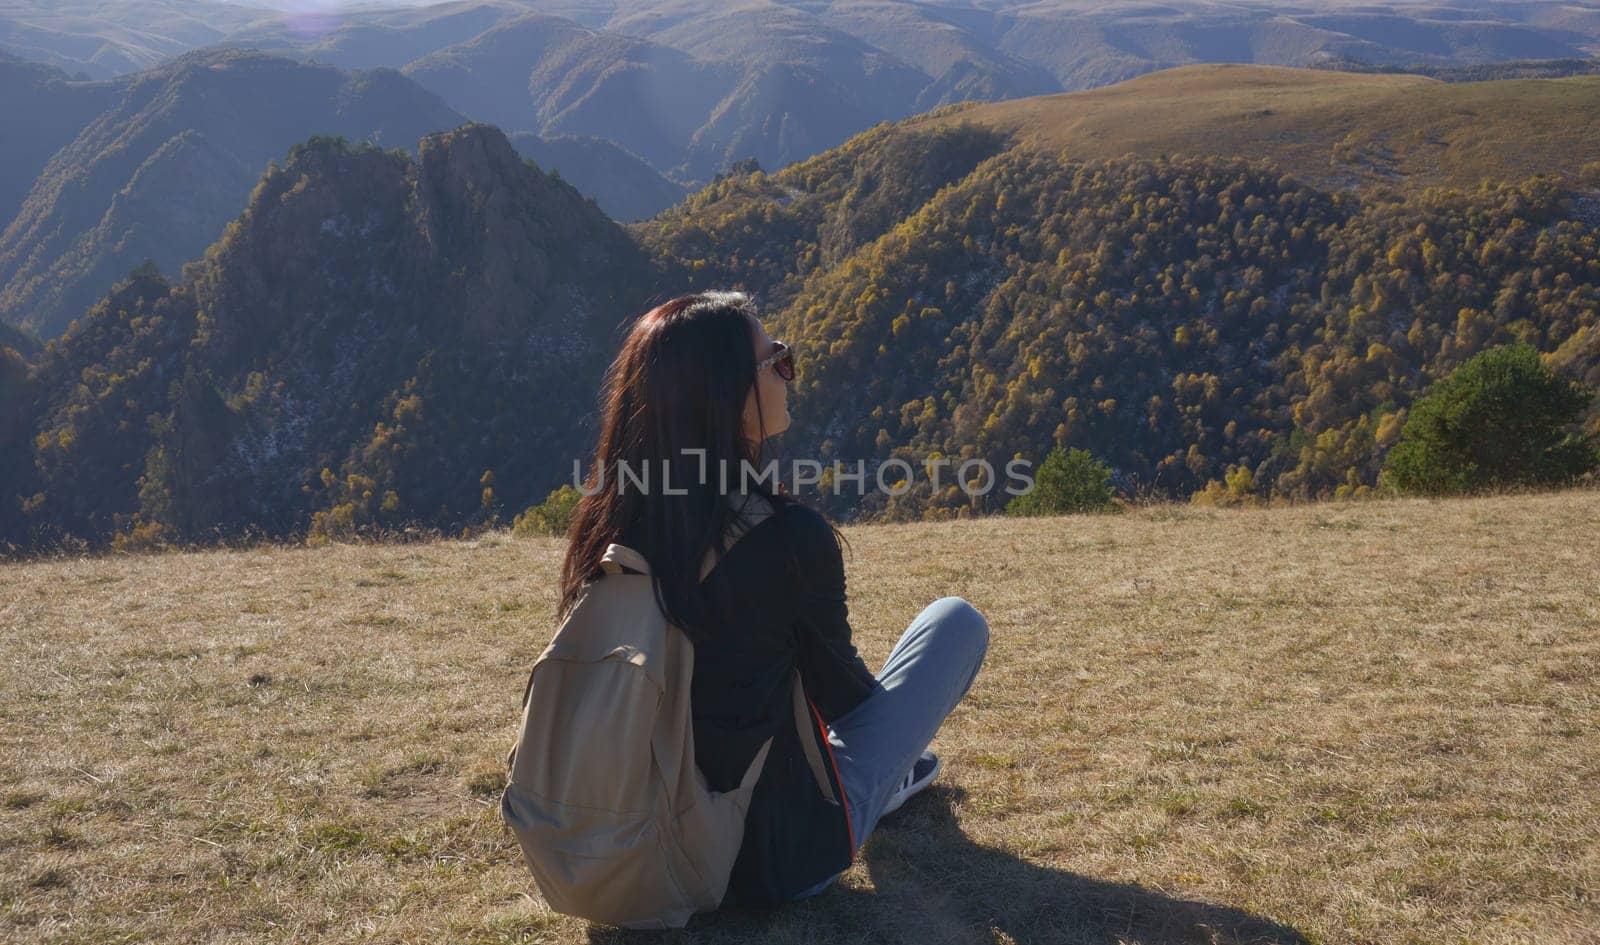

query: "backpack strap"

left=600, top=544, right=651, bottom=575
left=790, top=668, right=838, bottom=805
left=511, top=491, right=781, bottom=722
left=595, top=490, right=776, bottom=582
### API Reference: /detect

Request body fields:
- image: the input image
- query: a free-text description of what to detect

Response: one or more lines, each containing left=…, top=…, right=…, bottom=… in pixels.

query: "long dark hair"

left=558, top=291, right=847, bottom=643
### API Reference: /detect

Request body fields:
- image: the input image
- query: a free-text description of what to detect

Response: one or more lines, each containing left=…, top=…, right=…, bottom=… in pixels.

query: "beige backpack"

left=500, top=491, right=828, bottom=928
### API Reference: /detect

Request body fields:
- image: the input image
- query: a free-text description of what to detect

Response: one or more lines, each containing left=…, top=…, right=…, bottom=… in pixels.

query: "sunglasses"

left=755, top=341, right=795, bottom=381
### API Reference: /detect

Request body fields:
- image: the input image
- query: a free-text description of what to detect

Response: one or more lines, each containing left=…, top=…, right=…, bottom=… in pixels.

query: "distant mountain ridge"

left=0, top=47, right=467, bottom=339
left=507, top=132, right=688, bottom=222
left=392, top=9, right=932, bottom=183
left=5, top=0, right=1599, bottom=189
left=1314, top=54, right=1600, bottom=81
left=0, top=0, right=269, bottom=77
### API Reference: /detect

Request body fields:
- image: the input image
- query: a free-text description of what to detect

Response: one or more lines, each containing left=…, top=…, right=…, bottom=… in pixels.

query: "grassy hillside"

left=1, top=488, right=1596, bottom=944
left=920, top=64, right=1600, bottom=190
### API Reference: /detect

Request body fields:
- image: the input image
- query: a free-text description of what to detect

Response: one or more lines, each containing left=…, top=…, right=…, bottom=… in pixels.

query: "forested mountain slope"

left=0, top=123, right=652, bottom=553
left=637, top=70, right=1600, bottom=520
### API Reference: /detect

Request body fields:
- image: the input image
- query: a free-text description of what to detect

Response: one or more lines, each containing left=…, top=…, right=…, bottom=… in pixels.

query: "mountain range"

left=6, top=0, right=1600, bottom=187
left=0, top=48, right=463, bottom=339
left=0, top=46, right=685, bottom=338
left=6, top=1, right=1600, bottom=345
left=2, top=65, right=1598, bottom=553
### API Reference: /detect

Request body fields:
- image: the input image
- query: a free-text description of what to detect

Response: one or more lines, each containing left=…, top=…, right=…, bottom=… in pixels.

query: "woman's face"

left=742, top=314, right=790, bottom=444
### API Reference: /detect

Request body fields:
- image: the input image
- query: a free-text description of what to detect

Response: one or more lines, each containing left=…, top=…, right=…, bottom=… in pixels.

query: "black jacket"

left=620, top=493, right=880, bottom=908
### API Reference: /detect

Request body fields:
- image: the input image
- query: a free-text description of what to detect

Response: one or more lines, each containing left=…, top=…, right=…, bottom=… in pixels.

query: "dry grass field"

left=2, top=489, right=1597, bottom=945
left=921, top=65, right=1600, bottom=191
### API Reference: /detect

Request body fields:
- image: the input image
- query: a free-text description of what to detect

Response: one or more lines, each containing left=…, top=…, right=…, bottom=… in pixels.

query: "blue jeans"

left=790, top=596, right=990, bottom=900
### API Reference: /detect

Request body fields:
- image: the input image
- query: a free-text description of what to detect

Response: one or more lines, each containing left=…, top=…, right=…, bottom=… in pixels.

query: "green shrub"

left=1005, top=447, right=1119, bottom=515
left=513, top=484, right=582, bottom=537
left=1381, top=343, right=1598, bottom=496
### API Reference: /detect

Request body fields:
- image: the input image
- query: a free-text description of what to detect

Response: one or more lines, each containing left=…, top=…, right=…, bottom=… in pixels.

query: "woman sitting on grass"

left=557, top=290, right=990, bottom=908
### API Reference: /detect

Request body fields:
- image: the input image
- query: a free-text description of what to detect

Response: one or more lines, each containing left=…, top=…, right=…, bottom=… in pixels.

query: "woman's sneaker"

left=881, top=750, right=940, bottom=817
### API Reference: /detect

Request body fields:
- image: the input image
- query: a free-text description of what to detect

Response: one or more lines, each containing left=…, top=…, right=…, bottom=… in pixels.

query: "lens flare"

left=278, top=0, right=344, bottom=41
